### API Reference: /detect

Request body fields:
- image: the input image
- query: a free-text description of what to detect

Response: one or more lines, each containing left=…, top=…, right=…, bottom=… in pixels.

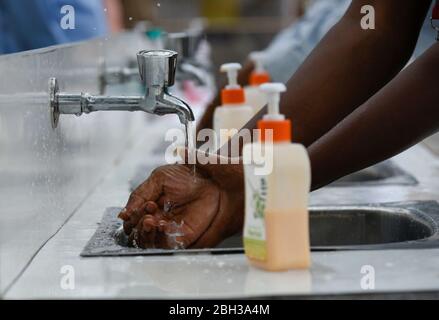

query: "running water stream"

left=184, top=120, right=197, bottom=176
left=163, top=119, right=197, bottom=249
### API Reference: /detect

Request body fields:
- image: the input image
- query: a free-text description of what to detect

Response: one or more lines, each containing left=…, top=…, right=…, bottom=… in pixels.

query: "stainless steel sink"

left=81, top=201, right=439, bottom=257
left=217, top=201, right=439, bottom=251
left=329, top=161, right=418, bottom=187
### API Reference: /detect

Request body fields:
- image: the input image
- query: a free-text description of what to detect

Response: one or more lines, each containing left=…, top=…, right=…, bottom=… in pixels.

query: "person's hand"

left=118, top=151, right=244, bottom=249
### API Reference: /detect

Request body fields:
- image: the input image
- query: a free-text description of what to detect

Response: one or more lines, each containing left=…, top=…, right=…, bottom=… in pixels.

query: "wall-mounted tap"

left=49, top=50, right=194, bottom=129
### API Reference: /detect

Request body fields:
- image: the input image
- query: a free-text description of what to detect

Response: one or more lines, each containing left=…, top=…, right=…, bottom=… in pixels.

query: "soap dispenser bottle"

left=242, top=83, right=311, bottom=271
left=244, top=52, right=270, bottom=115
left=213, top=63, right=254, bottom=148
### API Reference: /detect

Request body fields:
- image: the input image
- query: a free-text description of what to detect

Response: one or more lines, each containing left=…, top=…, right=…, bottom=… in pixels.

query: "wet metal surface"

left=81, top=201, right=439, bottom=257
left=81, top=207, right=243, bottom=257
left=310, top=201, right=439, bottom=250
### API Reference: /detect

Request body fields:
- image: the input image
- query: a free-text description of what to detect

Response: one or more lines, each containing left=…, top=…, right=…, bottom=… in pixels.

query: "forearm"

left=309, top=43, right=439, bottom=190
left=281, top=0, right=431, bottom=146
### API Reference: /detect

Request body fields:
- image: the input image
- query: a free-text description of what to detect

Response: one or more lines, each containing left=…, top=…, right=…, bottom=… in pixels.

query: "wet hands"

left=118, top=157, right=244, bottom=250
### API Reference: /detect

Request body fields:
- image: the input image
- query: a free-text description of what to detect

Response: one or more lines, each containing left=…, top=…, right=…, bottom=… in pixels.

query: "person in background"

left=0, top=0, right=124, bottom=54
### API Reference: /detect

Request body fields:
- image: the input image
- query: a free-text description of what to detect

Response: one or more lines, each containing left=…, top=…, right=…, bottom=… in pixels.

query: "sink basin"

left=217, top=201, right=439, bottom=251
left=81, top=201, right=439, bottom=257
left=309, top=206, right=432, bottom=248
left=329, top=161, right=417, bottom=187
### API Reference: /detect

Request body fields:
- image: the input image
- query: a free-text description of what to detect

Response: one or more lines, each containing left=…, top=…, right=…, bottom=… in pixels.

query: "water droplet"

left=164, top=200, right=173, bottom=213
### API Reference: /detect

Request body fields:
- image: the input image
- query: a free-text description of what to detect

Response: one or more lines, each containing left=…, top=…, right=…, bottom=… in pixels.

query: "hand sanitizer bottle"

left=213, top=63, right=254, bottom=148
left=242, top=83, right=311, bottom=271
left=244, top=52, right=270, bottom=115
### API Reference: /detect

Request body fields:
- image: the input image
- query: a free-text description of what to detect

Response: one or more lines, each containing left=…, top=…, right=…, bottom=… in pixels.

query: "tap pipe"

left=56, top=93, right=143, bottom=114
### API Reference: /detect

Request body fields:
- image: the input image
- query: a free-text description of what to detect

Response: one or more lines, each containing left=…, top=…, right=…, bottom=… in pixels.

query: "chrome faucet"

left=49, top=50, right=195, bottom=129
left=98, top=32, right=210, bottom=92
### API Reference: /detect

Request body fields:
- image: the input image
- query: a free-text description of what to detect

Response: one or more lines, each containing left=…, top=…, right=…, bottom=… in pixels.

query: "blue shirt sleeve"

left=0, top=0, right=108, bottom=54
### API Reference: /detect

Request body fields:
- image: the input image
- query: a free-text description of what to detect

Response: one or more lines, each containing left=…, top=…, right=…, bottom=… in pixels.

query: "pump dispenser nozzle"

left=260, top=83, right=286, bottom=120
left=249, top=52, right=265, bottom=73
left=258, top=83, right=290, bottom=142
left=220, top=63, right=241, bottom=89
left=220, top=63, right=245, bottom=104
left=249, top=52, right=270, bottom=86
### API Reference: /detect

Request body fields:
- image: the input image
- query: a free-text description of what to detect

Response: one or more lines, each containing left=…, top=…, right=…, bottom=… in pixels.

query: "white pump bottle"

left=213, top=63, right=253, bottom=148
left=244, top=52, right=270, bottom=115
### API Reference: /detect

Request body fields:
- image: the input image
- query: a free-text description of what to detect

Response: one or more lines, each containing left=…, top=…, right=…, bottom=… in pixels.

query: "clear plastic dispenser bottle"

left=245, top=52, right=270, bottom=115
left=243, top=83, right=311, bottom=271
left=213, top=63, right=254, bottom=148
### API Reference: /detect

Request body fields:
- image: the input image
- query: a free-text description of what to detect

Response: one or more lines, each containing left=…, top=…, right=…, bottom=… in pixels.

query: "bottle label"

left=243, top=167, right=268, bottom=261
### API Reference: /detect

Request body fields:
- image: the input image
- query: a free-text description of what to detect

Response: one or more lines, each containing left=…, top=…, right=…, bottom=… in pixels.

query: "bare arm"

left=221, top=0, right=433, bottom=187
left=309, top=43, right=439, bottom=189
left=229, top=0, right=431, bottom=146
left=281, top=0, right=431, bottom=146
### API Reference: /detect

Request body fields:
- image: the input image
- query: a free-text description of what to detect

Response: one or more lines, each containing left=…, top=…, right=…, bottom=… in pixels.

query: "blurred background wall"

left=120, top=0, right=306, bottom=78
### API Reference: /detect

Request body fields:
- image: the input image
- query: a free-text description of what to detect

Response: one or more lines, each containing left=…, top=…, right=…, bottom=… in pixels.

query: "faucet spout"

left=154, top=90, right=195, bottom=123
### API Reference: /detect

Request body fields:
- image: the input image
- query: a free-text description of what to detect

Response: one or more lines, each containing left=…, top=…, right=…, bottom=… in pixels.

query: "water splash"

left=166, top=220, right=185, bottom=249
left=163, top=200, right=173, bottom=215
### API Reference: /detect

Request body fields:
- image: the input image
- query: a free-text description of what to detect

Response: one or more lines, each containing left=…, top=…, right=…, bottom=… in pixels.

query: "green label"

left=244, top=238, right=267, bottom=261
left=244, top=165, right=268, bottom=261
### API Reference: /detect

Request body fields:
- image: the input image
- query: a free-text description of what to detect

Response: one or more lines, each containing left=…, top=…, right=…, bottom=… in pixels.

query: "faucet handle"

left=137, top=50, right=178, bottom=88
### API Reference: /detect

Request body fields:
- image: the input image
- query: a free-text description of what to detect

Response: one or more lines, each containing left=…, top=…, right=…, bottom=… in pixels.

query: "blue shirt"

left=0, top=0, right=108, bottom=54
